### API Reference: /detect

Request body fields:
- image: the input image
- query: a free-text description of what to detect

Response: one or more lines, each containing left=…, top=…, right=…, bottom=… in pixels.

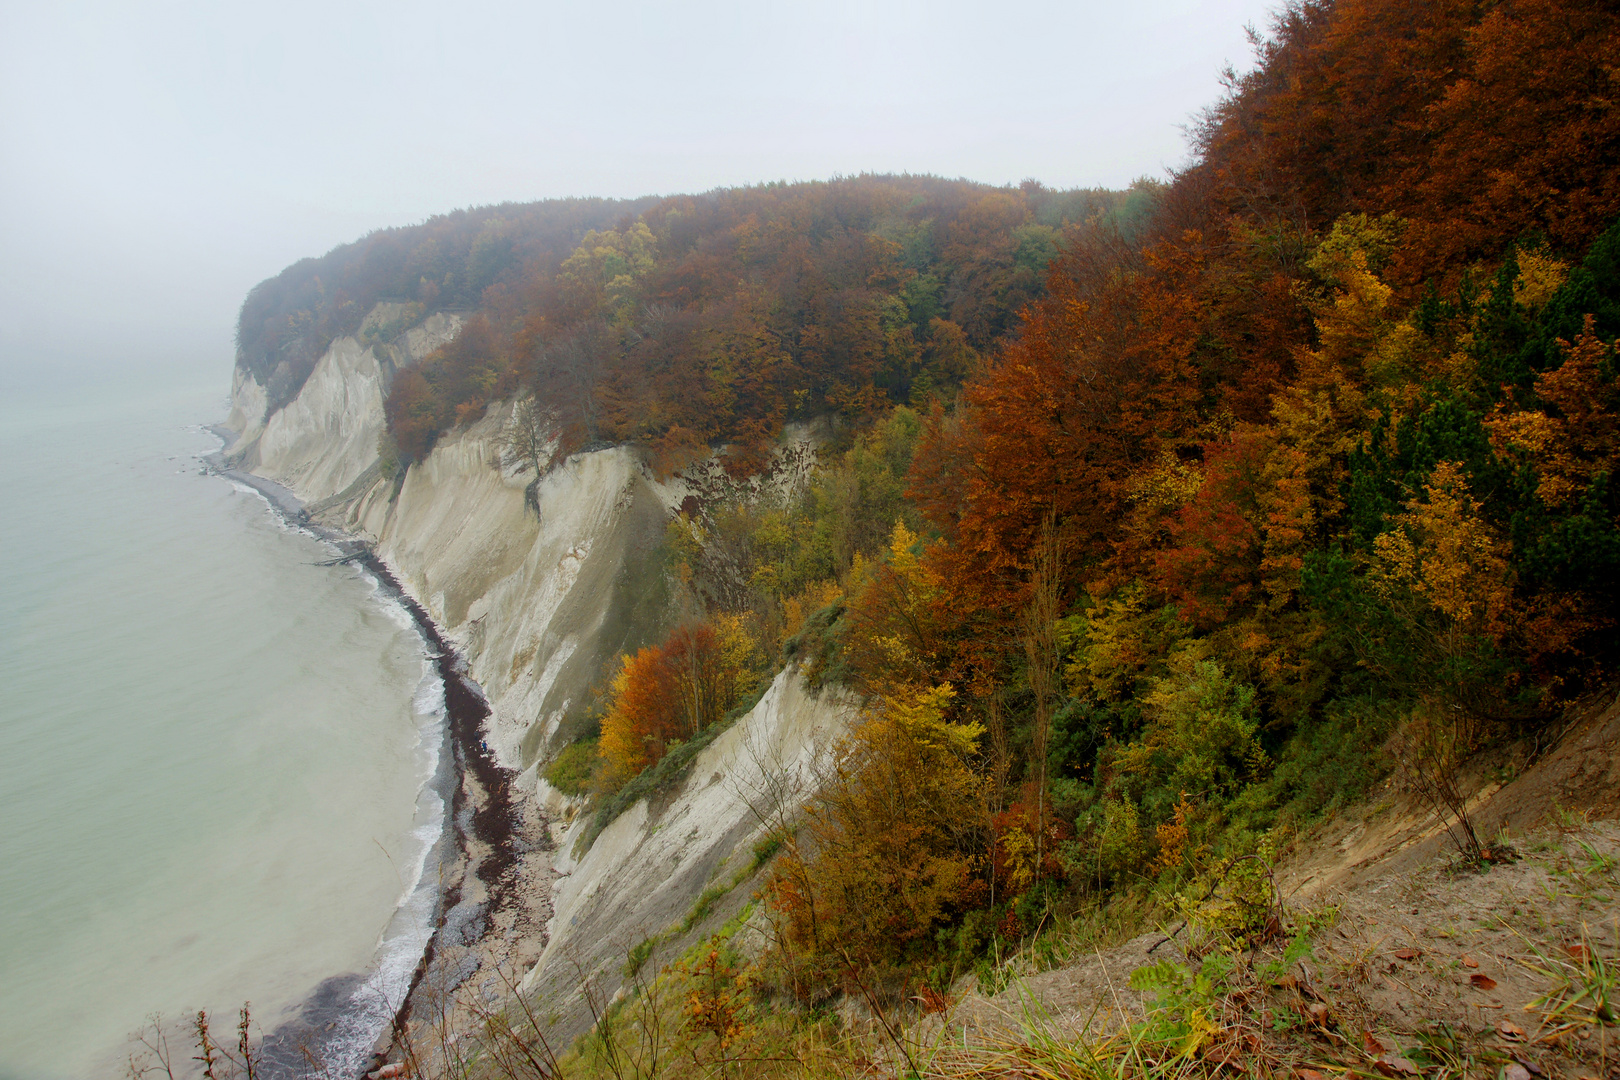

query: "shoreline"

left=203, top=432, right=546, bottom=1078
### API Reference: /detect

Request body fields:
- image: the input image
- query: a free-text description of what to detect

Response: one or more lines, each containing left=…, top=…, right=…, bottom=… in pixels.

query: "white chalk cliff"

left=222, top=301, right=855, bottom=1041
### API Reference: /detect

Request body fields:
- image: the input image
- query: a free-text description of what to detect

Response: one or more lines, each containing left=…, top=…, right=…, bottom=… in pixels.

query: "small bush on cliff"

left=766, top=682, right=988, bottom=992
left=543, top=739, right=598, bottom=797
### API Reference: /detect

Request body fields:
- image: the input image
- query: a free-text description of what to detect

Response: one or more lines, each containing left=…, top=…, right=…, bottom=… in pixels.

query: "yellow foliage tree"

left=1486, top=318, right=1620, bottom=509
left=1365, top=460, right=1524, bottom=726
left=597, top=652, right=658, bottom=783
left=1369, top=461, right=1515, bottom=645
left=779, top=579, right=843, bottom=644
left=559, top=221, right=657, bottom=324
left=766, top=682, right=987, bottom=981
left=840, top=521, right=945, bottom=695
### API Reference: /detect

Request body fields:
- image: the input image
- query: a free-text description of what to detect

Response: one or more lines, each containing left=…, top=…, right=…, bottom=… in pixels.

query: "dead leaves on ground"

left=1362, top=1034, right=1421, bottom=1076
left=1374, top=1051, right=1423, bottom=1076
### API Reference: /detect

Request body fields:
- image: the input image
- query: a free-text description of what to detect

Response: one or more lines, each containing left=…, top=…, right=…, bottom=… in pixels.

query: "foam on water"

left=0, top=374, right=452, bottom=1080
left=310, top=655, right=451, bottom=1079
left=372, top=577, right=428, bottom=637
left=219, top=475, right=458, bottom=1079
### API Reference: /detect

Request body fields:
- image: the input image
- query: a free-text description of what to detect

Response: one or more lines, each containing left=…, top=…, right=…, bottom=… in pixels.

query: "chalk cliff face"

left=526, top=665, right=850, bottom=1046
left=343, top=422, right=678, bottom=764
left=222, top=301, right=855, bottom=1039
left=223, top=303, right=674, bottom=762
left=227, top=304, right=461, bottom=501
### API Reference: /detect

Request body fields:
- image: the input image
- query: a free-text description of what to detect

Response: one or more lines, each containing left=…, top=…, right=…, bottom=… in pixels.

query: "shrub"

left=765, top=683, right=988, bottom=986
left=543, top=739, right=598, bottom=797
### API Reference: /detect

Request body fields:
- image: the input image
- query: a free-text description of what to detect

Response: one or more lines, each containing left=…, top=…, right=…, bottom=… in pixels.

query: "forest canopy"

left=236, top=176, right=1159, bottom=465
left=244, top=0, right=1620, bottom=1000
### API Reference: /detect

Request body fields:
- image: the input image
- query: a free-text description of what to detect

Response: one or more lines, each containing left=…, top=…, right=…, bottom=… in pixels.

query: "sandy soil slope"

left=938, top=693, right=1620, bottom=1078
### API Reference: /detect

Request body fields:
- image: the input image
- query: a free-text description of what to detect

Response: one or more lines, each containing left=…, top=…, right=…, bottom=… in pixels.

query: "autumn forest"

left=240, top=0, right=1620, bottom=1002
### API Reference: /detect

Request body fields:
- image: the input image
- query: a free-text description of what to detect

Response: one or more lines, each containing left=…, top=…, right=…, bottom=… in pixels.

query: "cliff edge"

left=221, top=302, right=856, bottom=1051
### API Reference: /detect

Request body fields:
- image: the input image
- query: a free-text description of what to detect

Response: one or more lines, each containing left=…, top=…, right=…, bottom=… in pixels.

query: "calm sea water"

left=0, top=359, right=445, bottom=1079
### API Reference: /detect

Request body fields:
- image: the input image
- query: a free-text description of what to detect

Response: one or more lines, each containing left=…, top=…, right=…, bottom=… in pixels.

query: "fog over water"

left=0, top=364, right=446, bottom=1078
left=0, top=2, right=1277, bottom=1075
left=2, top=0, right=1276, bottom=373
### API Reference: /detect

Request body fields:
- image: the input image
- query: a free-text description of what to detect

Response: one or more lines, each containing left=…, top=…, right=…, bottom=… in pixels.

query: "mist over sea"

left=0, top=357, right=444, bottom=1079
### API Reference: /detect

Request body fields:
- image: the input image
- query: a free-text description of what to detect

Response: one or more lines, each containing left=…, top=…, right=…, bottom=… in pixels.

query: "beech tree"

left=766, top=683, right=986, bottom=982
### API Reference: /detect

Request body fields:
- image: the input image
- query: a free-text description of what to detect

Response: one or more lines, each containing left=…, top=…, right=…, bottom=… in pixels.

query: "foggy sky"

left=0, top=0, right=1279, bottom=384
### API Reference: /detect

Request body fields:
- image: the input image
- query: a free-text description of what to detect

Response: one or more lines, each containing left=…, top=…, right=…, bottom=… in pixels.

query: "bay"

left=0, top=358, right=441, bottom=1079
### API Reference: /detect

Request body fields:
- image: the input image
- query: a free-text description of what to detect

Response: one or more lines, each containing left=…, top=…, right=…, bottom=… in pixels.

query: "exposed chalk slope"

left=220, top=301, right=857, bottom=1054
left=224, top=305, right=459, bottom=499
left=340, top=415, right=676, bottom=765
left=523, top=666, right=853, bottom=1046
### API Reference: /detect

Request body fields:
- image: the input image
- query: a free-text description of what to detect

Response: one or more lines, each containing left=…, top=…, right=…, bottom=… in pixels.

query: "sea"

left=0, top=353, right=448, bottom=1079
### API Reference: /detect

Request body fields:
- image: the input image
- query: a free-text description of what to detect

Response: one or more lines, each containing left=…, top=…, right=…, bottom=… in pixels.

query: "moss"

left=544, top=738, right=599, bottom=797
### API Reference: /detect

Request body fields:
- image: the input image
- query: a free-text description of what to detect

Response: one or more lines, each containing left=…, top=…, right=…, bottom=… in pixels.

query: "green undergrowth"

left=624, top=842, right=770, bottom=980
left=552, top=845, right=1326, bottom=1080
left=1213, top=695, right=1398, bottom=841
left=781, top=601, right=850, bottom=692
left=543, top=738, right=598, bottom=797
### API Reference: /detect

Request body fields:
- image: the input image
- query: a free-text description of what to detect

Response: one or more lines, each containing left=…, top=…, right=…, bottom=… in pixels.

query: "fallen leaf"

left=1307, top=1002, right=1331, bottom=1025
left=1461, top=954, right=1478, bottom=968
left=1394, top=948, right=1419, bottom=960
left=1363, top=1031, right=1387, bottom=1055
left=1498, top=1020, right=1527, bottom=1041
left=1513, top=1057, right=1544, bottom=1077
left=1296, top=1070, right=1326, bottom=1080
left=1505, top=1064, right=1531, bottom=1080
left=1567, top=943, right=1592, bottom=962
left=1471, top=973, right=1498, bottom=990
left=1376, top=1051, right=1421, bottom=1076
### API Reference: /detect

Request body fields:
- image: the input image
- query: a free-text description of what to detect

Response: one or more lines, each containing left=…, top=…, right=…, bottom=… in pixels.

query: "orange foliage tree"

left=598, top=620, right=762, bottom=784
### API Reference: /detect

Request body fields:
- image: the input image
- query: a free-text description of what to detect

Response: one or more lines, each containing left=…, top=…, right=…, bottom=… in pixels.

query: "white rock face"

left=223, top=308, right=459, bottom=500
left=522, top=667, right=853, bottom=1045
left=220, top=302, right=856, bottom=1045
left=224, top=365, right=268, bottom=457
left=222, top=306, right=706, bottom=765
left=339, top=411, right=678, bottom=765
left=220, top=303, right=828, bottom=769
left=255, top=335, right=389, bottom=502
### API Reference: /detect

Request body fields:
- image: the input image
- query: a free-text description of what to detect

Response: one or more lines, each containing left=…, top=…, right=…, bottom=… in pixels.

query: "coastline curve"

left=203, top=434, right=533, bottom=1079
